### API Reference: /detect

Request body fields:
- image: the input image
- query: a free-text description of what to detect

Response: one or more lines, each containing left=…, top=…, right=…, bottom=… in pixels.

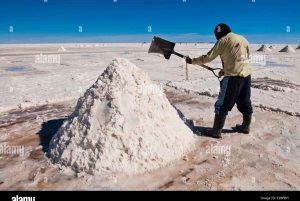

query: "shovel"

left=148, top=36, right=222, bottom=81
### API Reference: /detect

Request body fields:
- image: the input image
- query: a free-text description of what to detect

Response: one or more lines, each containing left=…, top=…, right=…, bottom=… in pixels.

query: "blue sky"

left=0, top=0, right=299, bottom=44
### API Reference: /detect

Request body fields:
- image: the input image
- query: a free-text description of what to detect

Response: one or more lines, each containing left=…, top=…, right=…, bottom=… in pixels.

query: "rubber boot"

left=203, top=114, right=226, bottom=138
left=236, top=114, right=252, bottom=134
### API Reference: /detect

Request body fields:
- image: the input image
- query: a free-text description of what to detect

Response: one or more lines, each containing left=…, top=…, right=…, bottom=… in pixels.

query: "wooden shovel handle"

left=200, top=64, right=210, bottom=69
left=186, top=62, right=188, bottom=80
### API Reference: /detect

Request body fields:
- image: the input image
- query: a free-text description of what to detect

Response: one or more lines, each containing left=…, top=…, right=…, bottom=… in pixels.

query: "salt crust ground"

left=0, top=43, right=299, bottom=190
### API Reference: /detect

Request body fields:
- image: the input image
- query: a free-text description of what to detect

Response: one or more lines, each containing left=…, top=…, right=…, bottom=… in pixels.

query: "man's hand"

left=218, top=70, right=225, bottom=78
left=185, top=56, right=192, bottom=64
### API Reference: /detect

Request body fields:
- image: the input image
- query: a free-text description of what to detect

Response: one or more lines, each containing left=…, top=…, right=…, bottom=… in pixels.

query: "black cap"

left=214, top=23, right=232, bottom=40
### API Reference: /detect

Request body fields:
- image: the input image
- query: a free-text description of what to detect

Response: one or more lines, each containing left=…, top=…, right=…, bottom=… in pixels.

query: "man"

left=186, top=23, right=253, bottom=138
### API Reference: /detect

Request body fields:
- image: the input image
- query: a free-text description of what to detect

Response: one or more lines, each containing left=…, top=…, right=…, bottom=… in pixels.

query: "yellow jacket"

left=192, top=32, right=251, bottom=77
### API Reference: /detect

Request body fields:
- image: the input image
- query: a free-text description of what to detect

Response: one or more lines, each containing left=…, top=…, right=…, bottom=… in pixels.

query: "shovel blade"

left=148, top=36, right=175, bottom=60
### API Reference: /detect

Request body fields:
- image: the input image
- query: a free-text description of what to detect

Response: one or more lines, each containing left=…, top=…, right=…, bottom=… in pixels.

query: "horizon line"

left=0, top=33, right=299, bottom=44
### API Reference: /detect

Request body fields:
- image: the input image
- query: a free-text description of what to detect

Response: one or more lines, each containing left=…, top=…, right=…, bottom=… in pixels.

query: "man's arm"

left=191, top=40, right=225, bottom=66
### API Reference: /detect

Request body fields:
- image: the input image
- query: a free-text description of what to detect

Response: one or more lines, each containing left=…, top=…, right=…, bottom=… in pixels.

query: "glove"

left=218, top=70, right=225, bottom=78
left=185, top=56, right=192, bottom=64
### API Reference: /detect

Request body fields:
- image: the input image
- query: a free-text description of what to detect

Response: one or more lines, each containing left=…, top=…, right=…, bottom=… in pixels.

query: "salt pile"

left=269, top=45, right=276, bottom=50
left=57, top=46, right=67, bottom=52
left=103, top=44, right=107, bottom=47
left=296, top=45, right=300, bottom=50
left=48, top=58, right=195, bottom=176
left=257, top=45, right=272, bottom=52
left=279, top=45, right=295, bottom=53
left=95, top=44, right=99, bottom=47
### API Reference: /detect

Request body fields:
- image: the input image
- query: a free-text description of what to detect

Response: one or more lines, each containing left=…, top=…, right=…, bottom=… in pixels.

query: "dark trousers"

left=215, top=75, right=253, bottom=116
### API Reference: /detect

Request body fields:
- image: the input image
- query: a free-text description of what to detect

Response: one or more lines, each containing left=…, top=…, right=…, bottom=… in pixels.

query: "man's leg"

left=215, top=76, right=242, bottom=116
left=204, top=76, right=241, bottom=138
left=236, top=75, right=253, bottom=134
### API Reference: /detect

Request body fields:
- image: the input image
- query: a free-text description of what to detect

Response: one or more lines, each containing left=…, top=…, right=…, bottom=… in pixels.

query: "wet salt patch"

left=5, top=66, right=26, bottom=71
left=252, top=61, right=292, bottom=68
left=264, top=62, right=292, bottom=68
left=119, top=52, right=132, bottom=55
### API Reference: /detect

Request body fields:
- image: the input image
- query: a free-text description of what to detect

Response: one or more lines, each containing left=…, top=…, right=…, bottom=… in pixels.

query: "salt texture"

left=48, top=58, right=195, bottom=175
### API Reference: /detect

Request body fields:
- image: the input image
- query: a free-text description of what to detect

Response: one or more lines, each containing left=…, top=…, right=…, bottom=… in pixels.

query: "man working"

left=186, top=23, right=253, bottom=138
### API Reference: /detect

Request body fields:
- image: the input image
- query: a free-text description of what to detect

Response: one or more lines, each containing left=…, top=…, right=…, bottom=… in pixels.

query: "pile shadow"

left=36, top=118, right=67, bottom=154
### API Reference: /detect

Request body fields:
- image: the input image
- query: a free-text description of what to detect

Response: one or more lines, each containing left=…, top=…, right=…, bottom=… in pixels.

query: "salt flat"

left=0, top=43, right=299, bottom=190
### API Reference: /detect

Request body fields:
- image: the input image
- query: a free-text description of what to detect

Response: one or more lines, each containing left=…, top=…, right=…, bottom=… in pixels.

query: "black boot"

left=203, top=114, right=226, bottom=138
left=236, top=114, right=252, bottom=134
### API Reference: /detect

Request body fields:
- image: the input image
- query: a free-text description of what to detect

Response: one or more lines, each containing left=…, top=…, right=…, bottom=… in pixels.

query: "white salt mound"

left=296, top=45, right=300, bottom=50
left=279, top=45, right=295, bottom=53
left=95, top=44, right=99, bottom=47
left=269, top=45, right=276, bottom=50
left=103, top=44, right=107, bottom=47
left=58, top=46, right=67, bottom=52
left=257, top=45, right=272, bottom=52
left=48, top=58, right=195, bottom=175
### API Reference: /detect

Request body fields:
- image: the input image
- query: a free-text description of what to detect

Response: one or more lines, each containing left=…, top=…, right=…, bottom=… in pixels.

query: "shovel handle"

left=200, top=64, right=211, bottom=70
left=186, top=62, right=188, bottom=80
left=172, top=51, right=186, bottom=59
left=201, top=65, right=222, bottom=72
left=172, top=50, right=217, bottom=71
